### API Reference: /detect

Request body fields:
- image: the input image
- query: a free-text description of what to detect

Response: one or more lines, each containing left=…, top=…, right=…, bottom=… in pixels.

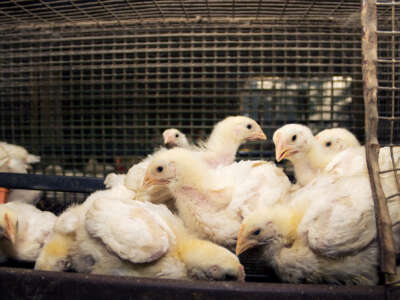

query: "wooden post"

left=361, top=0, right=396, bottom=277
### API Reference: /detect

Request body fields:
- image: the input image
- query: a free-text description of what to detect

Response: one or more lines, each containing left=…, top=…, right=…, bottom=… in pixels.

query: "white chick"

left=315, top=128, right=360, bottom=156
left=35, top=177, right=135, bottom=272
left=37, top=186, right=245, bottom=281
left=236, top=205, right=378, bottom=285
left=124, top=116, right=266, bottom=206
left=0, top=143, right=42, bottom=204
left=318, top=127, right=399, bottom=199
left=123, top=154, right=176, bottom=208
left=198, top=116, right=266, bottom=168
left=143, top=148, right=291, bottom=248
left=273, top=124, right=323, bottom=186
left=274, top=124, right=400, bottom=200
left=71, top=198, right=245, bottom=281
left=325, top=145, right=400, bottom=199
left=162, top=128, right=190, bottom=149
left=0, top=202, right=56, bottom=262
left=236, top=174, right=400, bottom=285
left=273, top=124, right=358, bottom=186
left=0, top=142, right=40, bottom=165
left=0, top=142, right=38, bottom=177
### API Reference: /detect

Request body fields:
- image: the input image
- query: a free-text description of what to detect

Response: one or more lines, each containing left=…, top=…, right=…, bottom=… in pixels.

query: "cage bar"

left=362, top=0, right=396, bottom=277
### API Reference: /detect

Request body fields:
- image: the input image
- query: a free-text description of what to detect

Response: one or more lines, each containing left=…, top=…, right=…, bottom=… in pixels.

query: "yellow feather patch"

left=177, top=239, right=214, bottom=261
left=43, top=234, right=73, bottom=257
left=285, top=211, right=304, bottom=243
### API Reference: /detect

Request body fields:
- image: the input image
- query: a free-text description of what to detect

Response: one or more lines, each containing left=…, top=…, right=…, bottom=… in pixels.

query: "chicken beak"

left=142, top=175, right=169, bottom=188
left=235, top=238, right=257, bottom=256
left=143, top=175, right=156, bottom=188
left=163, top=134, right=178, bottom=149
left=275, top=138, right=295, bottom=162
left=276, top=146, right=290, bottom=162
left=164, top=135, right=174, bottom=145
left=248, top=130, right=267, bottom=141
left=236, top=226, right=257, bottom=256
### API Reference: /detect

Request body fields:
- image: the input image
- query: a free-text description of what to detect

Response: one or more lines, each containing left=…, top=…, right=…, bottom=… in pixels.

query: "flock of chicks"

left=0, top=116, right=399, bottom=285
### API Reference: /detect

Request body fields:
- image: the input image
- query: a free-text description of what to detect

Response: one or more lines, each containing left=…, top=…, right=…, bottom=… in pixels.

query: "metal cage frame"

left=0, top=0, right=399, bottom=296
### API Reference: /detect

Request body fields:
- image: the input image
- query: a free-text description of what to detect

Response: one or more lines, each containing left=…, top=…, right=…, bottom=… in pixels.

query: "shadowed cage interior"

left=0, top=0, right=399, bottom=280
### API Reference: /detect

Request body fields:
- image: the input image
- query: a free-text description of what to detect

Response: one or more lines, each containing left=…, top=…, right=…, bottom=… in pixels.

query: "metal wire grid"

left=376, top=0, right=400, bottom=202
left=0, top=20, right=365, bottom=175
left=377, top=1, right=400, bottom=142
left=0, top=1, right=362, bottom=28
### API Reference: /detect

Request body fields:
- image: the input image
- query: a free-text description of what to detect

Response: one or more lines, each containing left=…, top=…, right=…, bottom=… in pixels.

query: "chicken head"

left=273, top=124, right=314, bottom=162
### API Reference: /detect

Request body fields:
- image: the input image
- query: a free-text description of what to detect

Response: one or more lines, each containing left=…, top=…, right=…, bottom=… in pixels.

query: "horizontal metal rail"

left=0, top=173, right=105, bottom=193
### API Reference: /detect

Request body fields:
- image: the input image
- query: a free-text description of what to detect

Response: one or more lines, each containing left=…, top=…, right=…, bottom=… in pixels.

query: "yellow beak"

left=275, top=138, right=296, bottom=162
left=163, top=135, right=175, bottom=145
left=235, top=225, right=257, bottom=256
left=236, top=238, right=258, bottom=256
left=248, top=130, right=267, bottom=141
left=142, top=174, right=169, bottom=189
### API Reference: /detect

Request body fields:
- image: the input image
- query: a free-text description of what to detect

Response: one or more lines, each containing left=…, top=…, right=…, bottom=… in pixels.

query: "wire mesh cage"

left=0, top=0, right=373, bottom=211
left=0, top=0, right=399, bottom=295
left=0, top=1, right=366, bottom=170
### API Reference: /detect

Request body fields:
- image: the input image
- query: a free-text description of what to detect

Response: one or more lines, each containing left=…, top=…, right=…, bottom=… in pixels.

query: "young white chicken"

left=0, top=142, right=42, bottom=204
left=274, top=124, right=400, bottom=200
left=71, top=198, right=245, bottom=281
left=0, top=142, right=40, bottom=166
left=316, top=128, right=399, bottom=198
left=162, top=128, right=190, bottom=149
left=143, top=148, right=291, bottom=248
left=35, top=176, right=135, bottom=272
left=315, top=128, right=361, bottom=157
left=123, top=153, right=173, bottom=205
left=0, top=202, right=56, bottom=263
left=273, top=124, right=361, bottom=186
left=236, top=173, right=400, bottom=285
left=124, top=116, right=266, bottom=206
left=197, top=116, right=266, bottom=168
left=36, top=185, right=245, bottom=281
left=325, top=145, right=400, bottom=198
left=273, top=124, right=323, bottom=186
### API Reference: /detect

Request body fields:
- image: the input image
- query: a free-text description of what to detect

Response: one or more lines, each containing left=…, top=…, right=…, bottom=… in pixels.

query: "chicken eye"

left=247, top=124, right=252, bottom=130
left=252, top=229, right=261, bottom=236
left=156, top=166, right=163, bottom=173
left=175, top=134, right=179, bottom=138
left=292, top=135, right=297, bottom=142
left=326, top=141, right=332, bottom=147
